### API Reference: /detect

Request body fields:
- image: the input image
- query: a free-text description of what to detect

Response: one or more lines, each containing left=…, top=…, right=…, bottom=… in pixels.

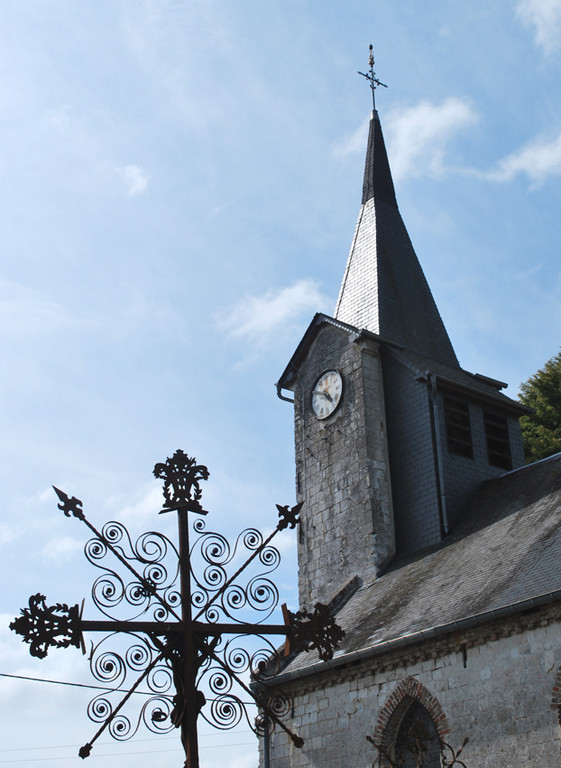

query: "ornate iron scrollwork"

left=287, top=602, right=346, bottom=662
left=276, top=502, right=302, bottom=530
left=10, top=450, right=344, bottom=767
left=85, top=522, right=180, bottom=623
left=190, top=520, right=281, bottom=625
left=153, top=449, right=209, bottom=514
left=10, top=593, right=82, bottom=659
left=53, top=486, right=85, bottom=520
left=86, top=632, right=176, bottom=742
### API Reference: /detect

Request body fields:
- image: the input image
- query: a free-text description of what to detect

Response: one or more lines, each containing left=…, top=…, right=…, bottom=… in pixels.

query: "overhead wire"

left=1, top=672, right=257, bottom=761
left=0, top=672, right=255, bottom=703
left=0, top=741, right=257, bottom=764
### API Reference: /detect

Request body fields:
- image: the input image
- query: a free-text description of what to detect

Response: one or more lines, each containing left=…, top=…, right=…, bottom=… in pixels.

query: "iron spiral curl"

left=241, top=528, right=263, bottom=551
left=91, top=571, right=126, bottom=617
left=218, top=634, right=280, bottom=679
left=267, top=690, right=291, bottom=720
left=254, top=711, right=274, bottom=738
left=125, top=642, right=152, bottom=671
left=207, top=695, right=244, bottom=730
left=89, top=633, right=159, bottom=687
left=134, top=531, right=178, bottom=566
left=250, top=645, right=283, bottom=680
left=91, top=648, right=127, bottom=687
left=222, top=584, right=246, bottom=613
left=202, top=563, right=227, bottom=591
left=199, top=532, right=231, bottom=567
left=258, top=545, right=281, bottom=570
left=142, top=697, right=175, bottom=734
left=207, top=667, right=233, bottom=698
left=109, top=713, right=134, bottom=741
left=147, top=663, right=174, bottom=694
left=253, top=688, right=291, bottom=738
left=88, top=693, right=113, bottom=724
left=224, top=644, right=251, bottom=675
left=85, top=522, right=180, bottom=622
left=101, top=521, right=132, bottom=551
left=85, top=536, right=108, bottom=563
left=245, top=576, right=278, bottom=617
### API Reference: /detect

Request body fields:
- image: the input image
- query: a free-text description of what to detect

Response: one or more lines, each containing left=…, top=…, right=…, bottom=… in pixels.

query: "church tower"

left=277, top=82, right=528, bottom=611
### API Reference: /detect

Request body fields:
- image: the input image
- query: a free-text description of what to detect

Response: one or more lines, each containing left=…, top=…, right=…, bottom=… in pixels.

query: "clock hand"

left=313, top=389, right=333, bottom=402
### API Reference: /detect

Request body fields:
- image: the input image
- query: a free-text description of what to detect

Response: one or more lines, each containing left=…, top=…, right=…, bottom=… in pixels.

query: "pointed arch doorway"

left=372, top=678, right=449, bottom=768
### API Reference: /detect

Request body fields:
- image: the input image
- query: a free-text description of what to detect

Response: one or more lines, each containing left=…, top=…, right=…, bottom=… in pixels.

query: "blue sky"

left=2, top=1, right=561, bottom=766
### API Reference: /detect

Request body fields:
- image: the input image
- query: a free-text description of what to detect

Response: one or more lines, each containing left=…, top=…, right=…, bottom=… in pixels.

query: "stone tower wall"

left=293, top=323, right=394, bottom=608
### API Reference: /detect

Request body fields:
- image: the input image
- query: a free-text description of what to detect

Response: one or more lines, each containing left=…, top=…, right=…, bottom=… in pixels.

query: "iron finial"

left=153, top=449, right=209, bottom=515
left=358, top=43, right=387, bottom=110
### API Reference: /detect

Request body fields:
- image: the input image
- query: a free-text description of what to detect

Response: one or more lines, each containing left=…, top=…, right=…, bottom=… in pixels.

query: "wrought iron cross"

left=358, top=43, right=387, bottom=110
left=10, top=450, right=344, bottom=767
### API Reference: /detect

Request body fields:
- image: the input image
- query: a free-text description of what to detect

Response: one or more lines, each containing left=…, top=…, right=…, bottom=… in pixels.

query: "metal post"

left=178, top=505, right=200, bottom=768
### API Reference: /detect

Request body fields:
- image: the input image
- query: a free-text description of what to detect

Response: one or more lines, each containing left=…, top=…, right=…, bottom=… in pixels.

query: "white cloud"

left=517, top=0, right=561, bottom=53
left=43, top=536, right=84, bottom=560
left=118, top=164, right=150, bottom=196
left=117, top=483, right=164, bottom=525
left=384, top=99, right=479, bottom=183
left=0, top=278, right=73, bottom=336
left=485, top=128, right=561, bottom=185
left=0, top=523, right=20, bottom=547
left=218, top=279, right=329, bottom=346
left=334, top=117, right=369, bottom=158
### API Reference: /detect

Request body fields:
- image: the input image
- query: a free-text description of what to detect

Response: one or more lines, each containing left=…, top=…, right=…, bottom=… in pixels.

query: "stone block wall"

left=293, top=323, right=394, bottom=608
left=265, top=608, right=561, bottom=767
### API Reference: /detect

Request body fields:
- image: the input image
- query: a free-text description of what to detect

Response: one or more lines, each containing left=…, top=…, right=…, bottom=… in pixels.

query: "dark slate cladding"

left=362, top=110, right=397, bottom=207
left=374, top=199, right=458, bottom=366
left=335, top=110, right=459, bottom=368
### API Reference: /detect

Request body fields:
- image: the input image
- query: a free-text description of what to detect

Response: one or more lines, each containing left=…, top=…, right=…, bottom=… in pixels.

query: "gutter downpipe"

left=276, top=382, right=294, bottom=404
left=263, top=727, right=270, bottom=768
left=428, top=372, right=449, bottom=537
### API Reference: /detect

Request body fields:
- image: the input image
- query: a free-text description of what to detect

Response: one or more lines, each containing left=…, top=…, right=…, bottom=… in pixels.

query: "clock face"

left=311, top=370, right=343, bottom=419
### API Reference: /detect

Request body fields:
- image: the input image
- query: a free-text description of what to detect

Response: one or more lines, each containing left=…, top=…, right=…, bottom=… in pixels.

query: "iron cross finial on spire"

left=358, top=44, right=387, bottom=110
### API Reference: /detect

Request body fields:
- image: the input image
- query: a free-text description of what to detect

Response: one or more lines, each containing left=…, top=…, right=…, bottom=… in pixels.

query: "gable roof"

left=277, top=453, right=561, bottom=680
left=384, top=343, right=531, bottom=414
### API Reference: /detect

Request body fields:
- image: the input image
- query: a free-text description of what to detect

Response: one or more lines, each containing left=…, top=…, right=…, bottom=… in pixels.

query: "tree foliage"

left=519, top=350, right=561, bottom=463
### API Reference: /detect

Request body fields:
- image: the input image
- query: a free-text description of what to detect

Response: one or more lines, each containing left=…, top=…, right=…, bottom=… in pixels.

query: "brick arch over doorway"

left=370, top=676, right=449, bottom=750
left=551, top=666, right=561, bottom=720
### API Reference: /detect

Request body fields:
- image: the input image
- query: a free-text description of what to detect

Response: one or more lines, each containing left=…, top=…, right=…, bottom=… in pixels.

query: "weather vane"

left=358, top=44, right=387, bottom=110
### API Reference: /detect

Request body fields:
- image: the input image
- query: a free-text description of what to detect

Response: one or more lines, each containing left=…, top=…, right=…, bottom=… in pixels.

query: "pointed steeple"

left=361, top=109, right=397, bottom=207
left=335, top=108, right=459, bottom=367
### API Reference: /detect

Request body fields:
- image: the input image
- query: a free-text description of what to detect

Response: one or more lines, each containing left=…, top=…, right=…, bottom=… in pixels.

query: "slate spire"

left=334, top=109, right=459, bottom=367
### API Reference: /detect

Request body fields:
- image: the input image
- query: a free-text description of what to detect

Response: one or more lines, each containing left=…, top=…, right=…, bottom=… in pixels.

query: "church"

left=264, top=84, right=561, bottom=765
